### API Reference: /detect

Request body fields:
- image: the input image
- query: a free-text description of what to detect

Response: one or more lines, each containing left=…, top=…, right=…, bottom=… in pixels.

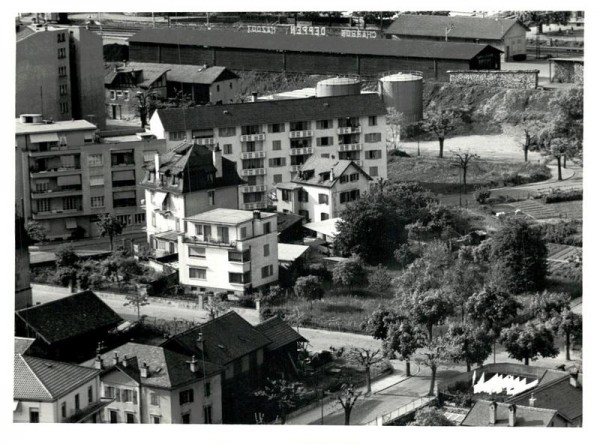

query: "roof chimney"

left=569, top=369, right=580, bottom=388
left=188, top=355, right=199, bottom=373
left=489, top=401, right=497, bottom=425
left=528, top=394, right=536, bottom=407
left=94, top=354, right=104, bottom=370
left=330, top=167, right=335, bottom=181
left=196, top=332, right=205, bottom=351
left=122, top=355, right=128, bottom=368
left=253, top=210, right=261, bottom=220
left=154, top=153, right=160, bottom=179
left=140, top=362, right=149, bottom=378
left=508, top=404, right=517, bottom=427
left=213, top=146, right=223, bottom=179
left=112, top=352, right=119, bottom=366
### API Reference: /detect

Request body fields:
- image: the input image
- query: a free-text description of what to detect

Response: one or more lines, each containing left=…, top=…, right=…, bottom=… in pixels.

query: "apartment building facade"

left=16, top=25, right=106, bottom=128
left=177, top=209, right=278, bottom=295
left=140, top=143, right=243, bottom=256
left=148, top=93, right=388, bottom=211
left=276, top=157, right=372, bottom=223
left=15, top=114, right=167, bottom=240
left=83, top=343, right=223, bottom=424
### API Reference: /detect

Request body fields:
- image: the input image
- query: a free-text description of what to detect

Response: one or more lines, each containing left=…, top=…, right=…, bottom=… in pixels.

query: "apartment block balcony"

left=290, top=165, right=304, bottom=173
left=338, top=143, right=363, bottom=152
left=240, top=151, right=266, bottom=160
left=228, top=250, right=251, bottom=264
left=29, top=166, right=81, bottom=178
left=31, top=187, right=83, bottom=199
left=183, top=235, right=237, bottom=249
left=240, top=133, right=265, bottom=142
left=32, top=207, right=83, bottom=220
left=28, top=147, right=81, bottom=158
left=290, top=147, right=314, bottom=156
left=288, top=130, right=314, bottom=139
left=242, top=201, right=267, bottom=211
left=337, top=126, right=362, bottom=135
left=241, top=184, right=267, bottom=193
left=242, top=168, right=266, bottom=176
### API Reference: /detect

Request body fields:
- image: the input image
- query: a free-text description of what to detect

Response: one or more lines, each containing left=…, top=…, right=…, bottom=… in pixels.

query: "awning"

left=57, top=175, right=81, bottom=186
left=152, top=191, right=168, bottom=206
left=65, top=218, right=77, bottom=229
left=143, top=151, right=158, bottom=162
left=303, top=218, right=342, bottom=238
left=114, top=190, right=136, bottom=199
left=29, top=133, right=59, bottom=143
left=112, top=170, right=135, bottom=181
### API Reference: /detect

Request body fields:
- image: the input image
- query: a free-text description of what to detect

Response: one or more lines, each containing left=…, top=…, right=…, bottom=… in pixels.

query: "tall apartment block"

left=16, top=24, right=106, bottom=129
left=148, top=93, right=388, bottom=210
left=15, top=114, right=167, bottom=240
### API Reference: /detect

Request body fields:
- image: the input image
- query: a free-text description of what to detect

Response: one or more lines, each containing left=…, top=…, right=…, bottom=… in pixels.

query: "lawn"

left=387, top=156, right=550, bottom=195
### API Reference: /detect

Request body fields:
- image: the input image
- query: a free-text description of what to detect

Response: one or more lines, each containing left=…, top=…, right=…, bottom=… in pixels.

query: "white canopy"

left=303, top=218, right=341, bottom=238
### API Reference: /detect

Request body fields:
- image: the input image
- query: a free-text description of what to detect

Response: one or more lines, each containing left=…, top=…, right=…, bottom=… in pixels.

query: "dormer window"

left=319, top=172, right=330, bottom=182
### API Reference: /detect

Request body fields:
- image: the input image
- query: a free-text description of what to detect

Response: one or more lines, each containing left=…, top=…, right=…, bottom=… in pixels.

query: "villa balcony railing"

left=337, top=126, right=362, bottom=135
left=241, top=184, right=267, bottom=193
left=240, top=133, right=265, bottom=142
left=28, top=147, right=81, bottom=158
left=242, top=201, right=267, bottom=211
left=31, top=187, right=83, bottom=199
left=32, top=207, right=83, bottom=220
left=29, top=166, right=81, bottom=177
left=288, top=130, right=314, bottom=139
left=290, top=147, right=314, bottom=156
left=338, top=143, right=363, bottom=152
left=242, top=168, right=266, bottom=176
left=240, top=151, right=266, bottom=160
left=183, top=235, right=237, bottom=249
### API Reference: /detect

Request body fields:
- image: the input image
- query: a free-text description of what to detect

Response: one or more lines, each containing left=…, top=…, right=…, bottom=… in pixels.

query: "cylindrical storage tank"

left=378, top=72, right=423, bottom=123
left=316, top=77, right=362, bottom=97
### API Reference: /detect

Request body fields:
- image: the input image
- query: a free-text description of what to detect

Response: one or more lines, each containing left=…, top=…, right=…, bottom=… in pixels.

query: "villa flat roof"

left=15, top=119, right=97, bottom=135
left=185, top=208, right=275, bottom=225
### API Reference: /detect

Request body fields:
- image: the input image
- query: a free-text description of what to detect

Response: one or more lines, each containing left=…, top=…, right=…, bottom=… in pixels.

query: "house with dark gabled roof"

left=161, top=311, right=272, bottom=423
left=14, top=351, right=111, bottom=423
left=385, top=15, right=529, bottom=61
left=81, top=342, right=223, bottom=424
left=276, top=155, right=372, bottom=223
left=461, top=400, right=570, bottom=427
left=255, top=316, right=307, bottom=378
left=139, top=142, right=244, bottom=256
left=15, top=290, right=124, bottom=362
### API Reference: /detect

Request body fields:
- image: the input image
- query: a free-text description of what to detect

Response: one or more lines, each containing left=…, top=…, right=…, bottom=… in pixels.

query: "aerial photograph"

left=13, top=8, right=585, bottom=431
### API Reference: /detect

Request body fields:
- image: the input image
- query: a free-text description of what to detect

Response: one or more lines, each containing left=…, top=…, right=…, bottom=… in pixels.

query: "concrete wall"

left=448, top=70, right=539, bottom=89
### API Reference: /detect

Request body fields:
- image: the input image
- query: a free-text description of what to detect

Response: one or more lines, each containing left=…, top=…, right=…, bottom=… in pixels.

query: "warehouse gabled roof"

left=154, top=93, right=387, bottom=132
left=129, top=28, right=501, bottom=60
left=385, top=15, right=529, bottom=40
left=126, top=62, right=239, bottom=85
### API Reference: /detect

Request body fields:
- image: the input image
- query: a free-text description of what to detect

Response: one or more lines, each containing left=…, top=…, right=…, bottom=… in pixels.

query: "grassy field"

left=387, top=156, right=551, bottom=195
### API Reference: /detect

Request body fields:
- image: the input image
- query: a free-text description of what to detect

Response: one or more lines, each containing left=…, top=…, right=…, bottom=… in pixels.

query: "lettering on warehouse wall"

left=247, top=25, right=277, bottom=34
left=340, top=29, right=378, bottom=39
left=290, top=25, right=327, bottom=36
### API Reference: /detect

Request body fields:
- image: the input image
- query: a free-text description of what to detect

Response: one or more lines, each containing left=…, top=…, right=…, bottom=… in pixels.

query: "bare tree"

left=336, top=384, right=362, bottom=425
left=421, top=108, right=460, bottom=158
left=450, top=149, right=480, bottom=195
left=349, top=348, right=383, bottom=394
left=123, top=290, right=149, bottom=321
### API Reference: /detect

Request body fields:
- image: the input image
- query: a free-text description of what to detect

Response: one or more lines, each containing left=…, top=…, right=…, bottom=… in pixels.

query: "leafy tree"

left=500, top=321, right=559, bottom=365
left=294, top=275, right=324, bottom=309
left=421, top=108, right=460, bottom=158
left=446, top=322, right=494, bottom=372
left=255, top=378, right=303, bottom=424
left=538, top=127, right=579, bottom=180
left=101, top=256, right=120, bottom=285
left=26, top=221, right=47, bottom=243
left=399, top=288, right=454, bottom=340
left=116, top=255, right=144, bottom=284
left=334, top=183, right=436, bottom=264
left=123, top=290, right=149, bottom=321
left=395, top=241, right=453, bottom=293
left=384, top=319, right=423, bottom=376
left=368, top=264, right=393, bottom=298
left=417, top=335, right=453, bottom=396
left=529, top=291, right=571, bottom=321
left=386, top=108, right=406, bottom=150
left=349, top=348, right=383, bottom=394
left=465, top=285, right=522, bottom=362
left=450, top=150, right=480, bottom=194
left=205, top=293, right=231, bottom=320
left=55, top=244, right=79, bottom=268
left=332, top=254, right=367, bottom=288
left=445, top=258, right=485, bottom=321
left=550, top=87, right=583, bottom=145
left=552, top=309, right=582, bottom=361
left=361, top=306, right=401, bottom=340
left=136, top=87, right=159, bottom=128
left=393, top=244, right=418, bottom=268
left=487, top=218, right=548, bottom=293
left=336, top=384, right=362, bottom=426
left=520, top=126, right=538, bottom=162
left=515, top=11, right=572, bottom=34
left=410, top=406, right=454, bottom=426
left=96, top=213, right=126, bottom=251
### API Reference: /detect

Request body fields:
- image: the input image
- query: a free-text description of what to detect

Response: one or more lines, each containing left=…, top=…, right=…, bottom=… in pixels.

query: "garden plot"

left=546, top=243, right=582, bottom=277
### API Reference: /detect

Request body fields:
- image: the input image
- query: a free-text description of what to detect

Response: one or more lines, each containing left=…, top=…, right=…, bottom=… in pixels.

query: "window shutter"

left=133, top=390, right=138, bottom=404
left=189, top=389, right=194, bottom=403
left=115, top=388, right=121, bottom=402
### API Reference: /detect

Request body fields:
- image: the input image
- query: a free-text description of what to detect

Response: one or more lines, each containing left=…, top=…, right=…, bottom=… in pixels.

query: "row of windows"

left=339, top=172, right=361, bottom=184
left=221, top=135, right=380, bottom=155
left=340, top=189, right=361, bottom=204
left=109, top=90, right=130, bottom=101
left=36, top=197, right=80, bottom=212
left=57, top=47, right=66, bottom=59
left=104, top=386, right=138, bottom=403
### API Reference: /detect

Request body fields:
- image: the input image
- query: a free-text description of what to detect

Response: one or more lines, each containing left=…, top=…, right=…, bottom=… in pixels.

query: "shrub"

left=332, top=254, right=367, bottom=288
left=540, top=220, right=581, bottom=245
left=260, top=285, right=286, bottom=306
left=301, top=264, right=332, bottom=282
left=473, top=187, right=491, bottom=204
left=310, top=350, right=333, bottom=368
left=394, top=244, right=418, bottom=267
left=259, top=306, right=288, bottom=322
left=389, top=148, right=411, bottom=157
left=542, top=189, right=583, bottom=204
left=236, top=293, right=256, bottom=309
left=294, top=275, right=324, bottom=307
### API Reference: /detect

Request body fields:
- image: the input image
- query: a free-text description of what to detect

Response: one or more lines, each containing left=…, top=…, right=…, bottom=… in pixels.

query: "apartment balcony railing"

left=28, top=147, right=81, bottom=158
left=242, top=201, right=267, bottom=211
left=337, top=126, right=362, bottom=135
left=338, top=143, right=363, bottom=152
left=32, top=207, right=83, bottom=220
left=288, top=130, right=314, bottom=139
left=240, top=133, right=265, bottom=142
left=290, top=165, right=304, bottom=173
left=242, top=168, right=266, bottom=176
left=29, top=166, right=81, bottom=178
left=240, top=151, right=266, bottom=160
left=183, top=235, right=237, bottom=249
left=31, top=187, right=83, bottom=199
left=241, top=184, right=267, bottom=193
left=290, top=147, right=314, bottom=156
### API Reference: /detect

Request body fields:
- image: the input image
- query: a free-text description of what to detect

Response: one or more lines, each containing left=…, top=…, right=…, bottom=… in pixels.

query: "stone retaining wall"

left=447, top=70, right=539, bottom=89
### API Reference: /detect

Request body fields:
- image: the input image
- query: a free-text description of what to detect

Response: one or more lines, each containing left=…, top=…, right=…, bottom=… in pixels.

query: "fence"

left=364, top=396, right=435, bottom=425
